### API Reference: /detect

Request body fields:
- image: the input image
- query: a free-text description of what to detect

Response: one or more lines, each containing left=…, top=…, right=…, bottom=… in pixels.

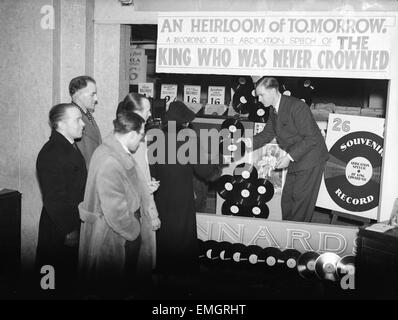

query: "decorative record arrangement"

left=198, top=239, right=356, bottom=284
left=219, top=118, right=247, bottom=163
left=216, top=162, right=275, bottom=219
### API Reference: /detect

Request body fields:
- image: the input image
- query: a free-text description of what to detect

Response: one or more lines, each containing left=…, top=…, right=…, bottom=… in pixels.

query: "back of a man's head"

left=113, top=109, right=144, bottom=134
left=256, top=76, right=279, bottom=90
left=69, top=75, right=96, bottom=97
left=48, top=103, right=75, bottom=130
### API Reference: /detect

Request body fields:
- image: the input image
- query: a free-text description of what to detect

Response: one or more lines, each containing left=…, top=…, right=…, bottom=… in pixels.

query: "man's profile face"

left=141, top=98, right=152, bottom=121
left=255, top=86, right=275, bottom=108
left=74, top=81, right=98, bottom=112
left=59, top=107, right=85, bottom=140
left=127, top=126, right=145, bottom=153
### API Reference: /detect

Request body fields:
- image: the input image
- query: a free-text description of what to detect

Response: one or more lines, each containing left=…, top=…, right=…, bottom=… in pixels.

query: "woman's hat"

left=165, top=100, right=196, bottom=124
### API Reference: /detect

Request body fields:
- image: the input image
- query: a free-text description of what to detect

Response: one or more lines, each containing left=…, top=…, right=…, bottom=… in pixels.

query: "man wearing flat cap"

left=150, top=101, right=220, bottom=290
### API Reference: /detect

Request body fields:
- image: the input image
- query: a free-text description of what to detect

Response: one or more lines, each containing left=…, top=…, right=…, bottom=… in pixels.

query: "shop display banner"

left=157, top=12, right=398, bottom=79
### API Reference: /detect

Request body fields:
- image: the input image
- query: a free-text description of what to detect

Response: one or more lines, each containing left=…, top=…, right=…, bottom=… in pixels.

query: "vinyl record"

left=232, top=85, right=256, bottom=114
left=224, top=243, right=247, bottom=263
left=248, top=102, right=270, bottom=123
left=206, top=241, right=231, bottom=261
left=233, top=181, right=257, bottom=206
left=217, top=241, right=233, bottom=261
left=216, top=175, right=238, bottom=200
left=247, top=201, right=269, bottom=219
left=198, top=239, right=206, bottom=259
left=242, top=245, right=265, bottom=265
left=263, top=247, right=282, bottom=268
left=297, top=251, right=320, bottom=280
left=219, top=138, right=246, bottom=163
left=254, top=179, right=275, bottom=203
left=221, top=200, right=249, bottom=217
left=324, top=131, right=383, bottom=212
left=279, top=249, right=301, bottom=270
left=231, top=76, right=254, bottom=92
left=233, top=162, right=258, bottom=183
left=315, top=252, right=340, bottom=281
left=336, top=255, right=356, bottom=279
left=221, top=118, right=245, bottom=138
left=203, top=240, right=219, bottom=260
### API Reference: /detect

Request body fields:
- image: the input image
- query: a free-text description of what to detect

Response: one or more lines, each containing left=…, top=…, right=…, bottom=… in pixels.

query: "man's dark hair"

left=255, top=76, right=279, bottom=90
left=69, top=75, right=96, bottom=97
left=116, top=92, right=149, bottom=116
left=113, top=109, right=145, bottom=134
left=48, top=103, right=77, bottom=130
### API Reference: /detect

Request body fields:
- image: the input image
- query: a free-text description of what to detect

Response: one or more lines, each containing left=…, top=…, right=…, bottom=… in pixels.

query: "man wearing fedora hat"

left=150, top=100, right=220, bottom=293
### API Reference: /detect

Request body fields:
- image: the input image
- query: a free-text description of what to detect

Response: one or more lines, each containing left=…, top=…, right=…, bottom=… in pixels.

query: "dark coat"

left=75, top=112, right=102, bottom=169
left=36, top=131, right=87, bottom=273
left=253, top=95, right=329, bottom=173
left=150, top=125, right=219, bottom=275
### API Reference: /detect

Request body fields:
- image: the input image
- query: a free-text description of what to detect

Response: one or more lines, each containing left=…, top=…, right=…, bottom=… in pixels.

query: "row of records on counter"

left=198, top=240, right=355, bottom=282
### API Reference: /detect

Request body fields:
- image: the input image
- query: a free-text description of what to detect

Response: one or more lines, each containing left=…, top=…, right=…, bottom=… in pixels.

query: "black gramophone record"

left=233, top=181, right=257, bottom=206
left=248, top=102, right=270, bottom=123
left=206, top=241, right=231, bottom=260
left=280, top=249, right=301, bottom=270
left=315, top=252, right=340, bottom=282
left=263, top=247, right=282, bottom=268
left=224, top=243, right=247, bottom=263
left=232, top=84, right=256, bottom=114
left=216, top=241, right=233, bottom=261
left=221, top=200, right=248, bottom=217
left=336, top=255, right=356, bottom=279
left=247, top=201, right=269, bottom=219
left=203, top=240, right=219, bottom=260
left=198, top=239, right=206, bottom=259
left=297, top=251, right=320, bottom=280
left=233, top=162, right=258, bottom=183
left=254, top=179, right=275, bottom=203
left=242, top=245, right=265, bottom=265
left=221, top=118, right=245, bottom=138
left=216, top=175, right=237, bottom=200
left=219, top=138, right=246, bottom=163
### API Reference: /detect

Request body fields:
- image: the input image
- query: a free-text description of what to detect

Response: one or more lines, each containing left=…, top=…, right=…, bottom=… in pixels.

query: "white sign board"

left=207, top=86, right=225, bottom=105
left=316, top=114, right=385, bottom=220
left=183, top=85, right=201, bottom=104
left=129, top=48, right=147, bottom=84
left=157, top=12, right=398, bottom=78
left=160, top=84, right=178, bottom=108
left=138, top=82, right=154, bottom=98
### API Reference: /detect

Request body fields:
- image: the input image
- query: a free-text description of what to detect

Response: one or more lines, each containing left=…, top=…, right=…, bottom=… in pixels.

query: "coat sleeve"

left=287, top=102, right=321, bottom=162
left=36, top=153, right=81, bottom=237
left=253, top=112, right=276, bottom=150
left=96, top=161, right=140, bottom=241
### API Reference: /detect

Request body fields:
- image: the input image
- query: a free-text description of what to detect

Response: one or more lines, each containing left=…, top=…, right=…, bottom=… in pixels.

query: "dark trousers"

left=281, top=161, right=326, bottom=222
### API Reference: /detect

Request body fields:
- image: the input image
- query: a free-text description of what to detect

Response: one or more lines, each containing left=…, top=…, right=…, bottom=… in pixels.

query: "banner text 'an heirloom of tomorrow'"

left=156, top=12, right=398, bottom=79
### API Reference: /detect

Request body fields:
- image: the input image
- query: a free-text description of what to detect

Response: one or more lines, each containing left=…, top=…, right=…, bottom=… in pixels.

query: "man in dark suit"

left=69, top=75, right=102, bottom=168
left=251, top=77, right=329, bottom=222
left=36, top=103, right=87, bottom=295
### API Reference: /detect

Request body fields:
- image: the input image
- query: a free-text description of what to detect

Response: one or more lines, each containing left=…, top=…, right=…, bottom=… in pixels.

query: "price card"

left=184, top=85, right=201, bottom=104
left=208, top=86, right=225, bottom=105
left=160, top=84, right=178, bottom=108
left=138, top=83, right=154, bottom=98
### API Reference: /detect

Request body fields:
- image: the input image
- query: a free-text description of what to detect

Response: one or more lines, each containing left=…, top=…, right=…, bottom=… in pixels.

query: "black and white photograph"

left=1, top=0, right=398, bottom=310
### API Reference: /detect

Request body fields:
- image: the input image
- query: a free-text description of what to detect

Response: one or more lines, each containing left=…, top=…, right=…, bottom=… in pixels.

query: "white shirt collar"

left=121, top=141, right=132, bottom=156
left=273, top=92, right=282, bottom=113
